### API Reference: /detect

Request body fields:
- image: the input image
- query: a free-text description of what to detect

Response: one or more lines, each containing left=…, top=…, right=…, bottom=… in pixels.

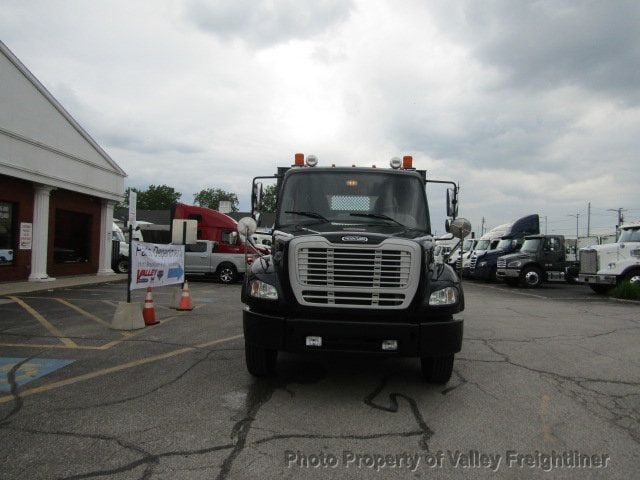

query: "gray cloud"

left=185, top=0, right=354, bottom=47
left=428, top=0, right=640, bottom=103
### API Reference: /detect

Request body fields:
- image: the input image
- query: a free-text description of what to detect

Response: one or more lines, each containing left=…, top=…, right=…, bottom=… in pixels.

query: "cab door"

left=542, top=237, right=564, bottom=270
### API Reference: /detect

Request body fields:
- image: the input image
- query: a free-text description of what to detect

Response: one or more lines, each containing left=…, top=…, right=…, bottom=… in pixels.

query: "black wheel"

left=245, top=342, right=277, bottom=377
left=115, top=257, right=129, bottom=274
left=520, top=266, right=543, bottom=288
left=622, top=269, right=640, bottom=285
left=589, top=284, right=611, bottom=294
left=503, top=278, right=519, bottom=287
left=421, top=355, right=454, bottom=384
left=217, top=264, right=238, bottom=284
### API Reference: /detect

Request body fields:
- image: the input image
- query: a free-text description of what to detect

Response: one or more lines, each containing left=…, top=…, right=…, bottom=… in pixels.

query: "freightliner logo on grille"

left=341, top=236, right=369, bottom=242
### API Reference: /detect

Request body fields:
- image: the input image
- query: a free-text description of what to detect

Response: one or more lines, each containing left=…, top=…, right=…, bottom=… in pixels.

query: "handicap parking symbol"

left=0, top=357, right=75, bottom=392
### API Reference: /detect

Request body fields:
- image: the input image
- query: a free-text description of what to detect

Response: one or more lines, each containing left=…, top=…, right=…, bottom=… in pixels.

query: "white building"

left=0, top=41, right=126, bottom=282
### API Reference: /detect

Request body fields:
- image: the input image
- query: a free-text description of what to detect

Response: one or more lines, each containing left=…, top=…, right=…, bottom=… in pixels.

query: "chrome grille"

left=580, top=250, right=598, bottom=274
left=469, top=255, right=477, bottom=272
left=289, top=237, right=420, bottom=309
left=297, top=248, right=411, bottom=288
left=497, top=258, right=506, bottom=268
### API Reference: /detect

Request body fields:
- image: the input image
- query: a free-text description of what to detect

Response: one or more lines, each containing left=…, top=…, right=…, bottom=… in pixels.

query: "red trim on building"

left=0, top=175, right=34, bottom=282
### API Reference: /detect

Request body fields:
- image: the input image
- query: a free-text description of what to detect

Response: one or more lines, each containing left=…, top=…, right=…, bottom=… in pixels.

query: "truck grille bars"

left=496, top=258, right=506, bottom=268
left=580, top=250, right=598, bottom=274
left=289, top=237, right=420, bottom=309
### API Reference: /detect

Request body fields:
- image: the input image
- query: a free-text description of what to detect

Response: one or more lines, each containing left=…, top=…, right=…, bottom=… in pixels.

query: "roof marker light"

left=390, top=157, right=401, bottom=169
left=294, top=153, right=304, bottom=166
left=402, top=155, right=413, bottom=169
left=306, top=155, right=318, bottom=167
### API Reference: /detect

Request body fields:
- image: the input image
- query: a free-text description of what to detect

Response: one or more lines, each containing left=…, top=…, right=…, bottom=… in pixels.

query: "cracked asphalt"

left=0, top=280, right=638, bottom=479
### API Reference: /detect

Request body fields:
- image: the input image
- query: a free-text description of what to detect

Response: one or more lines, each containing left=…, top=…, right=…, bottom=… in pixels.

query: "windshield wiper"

left=284, top=210, right=330, bottom=222
left=349, top=212, right=406, bottom=228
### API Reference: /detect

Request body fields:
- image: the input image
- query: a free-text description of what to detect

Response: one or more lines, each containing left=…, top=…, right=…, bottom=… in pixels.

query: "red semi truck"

left=172, top=202, right=267, bottom=283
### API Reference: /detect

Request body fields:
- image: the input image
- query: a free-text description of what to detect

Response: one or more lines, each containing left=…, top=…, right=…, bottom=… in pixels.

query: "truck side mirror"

left=252, top=182, right=263, bottom=219
left=212, top=242, right=218, bottom=253
left=449, top=218, right=472, bottom=240
left=446, top=188, right=458, bottom=218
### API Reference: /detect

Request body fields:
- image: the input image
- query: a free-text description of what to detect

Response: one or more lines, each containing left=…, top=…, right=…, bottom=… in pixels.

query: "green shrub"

left=609, top=281, right=640, bottom=300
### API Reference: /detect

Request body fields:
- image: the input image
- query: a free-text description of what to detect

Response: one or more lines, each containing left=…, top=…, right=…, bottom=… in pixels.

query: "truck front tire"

left=421, top=355, right=454, bottom=384
left=115, top=257, right=129, bottom=274
left=245, top=342, right=277, bottom=377
left=520, top=266, right=543, bottom=288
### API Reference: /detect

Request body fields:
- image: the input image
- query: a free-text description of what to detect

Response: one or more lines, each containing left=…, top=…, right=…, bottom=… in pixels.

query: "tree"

left=120, top=185, right=181, bottom=210
left=193, top=188, right=239, bottom=212
left=261, top=184, right=278, bottom=213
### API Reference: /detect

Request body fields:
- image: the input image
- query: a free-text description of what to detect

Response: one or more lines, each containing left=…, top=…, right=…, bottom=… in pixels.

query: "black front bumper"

left=243, top=308, right=463, bottom=357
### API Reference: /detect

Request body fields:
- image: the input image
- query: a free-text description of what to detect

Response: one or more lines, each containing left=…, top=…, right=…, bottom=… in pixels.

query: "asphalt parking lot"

left=0, top=280, right=638, bottom=479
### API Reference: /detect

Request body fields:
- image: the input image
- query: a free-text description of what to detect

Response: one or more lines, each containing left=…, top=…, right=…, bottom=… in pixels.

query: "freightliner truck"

left=496, top=234, right=579, bottom=288
left=468, top=214, right=539, bottom=281
left=240, top=154, right=468, bottom=383
left=578, top=221, right=640, bottom=293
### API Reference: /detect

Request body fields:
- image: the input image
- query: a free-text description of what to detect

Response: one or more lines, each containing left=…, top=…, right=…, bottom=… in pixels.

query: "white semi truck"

left=578, top=221, right=640, bottom=293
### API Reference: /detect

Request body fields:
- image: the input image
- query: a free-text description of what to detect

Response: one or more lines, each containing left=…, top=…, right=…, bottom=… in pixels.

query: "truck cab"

left=469, top=215, right=539, bottom=281
left=578, top=221, right=640, bottom=293
left=241, top=154, right=467, bottom=384
left=497, top=234, right=578, bottom=287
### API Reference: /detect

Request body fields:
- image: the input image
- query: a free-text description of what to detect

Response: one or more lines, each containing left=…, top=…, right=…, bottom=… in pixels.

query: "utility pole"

left=481, top=217, right=485, bottom=236
left=607, top=208, right=626, bottom=240
left=544, top=215, right=547, bottom=235
left=567, top=212, right=580, bottom=240
left=587, top=202, right=590, bottom=237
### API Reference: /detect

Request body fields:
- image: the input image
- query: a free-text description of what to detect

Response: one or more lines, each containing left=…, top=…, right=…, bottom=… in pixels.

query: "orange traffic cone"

left=142, top=287, right=159, bottom=325
left=177, top=281, right=194, bottom=311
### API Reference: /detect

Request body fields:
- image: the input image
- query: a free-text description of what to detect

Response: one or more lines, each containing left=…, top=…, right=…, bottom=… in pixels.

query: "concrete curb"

left=0, top=273, right=127, bottom=296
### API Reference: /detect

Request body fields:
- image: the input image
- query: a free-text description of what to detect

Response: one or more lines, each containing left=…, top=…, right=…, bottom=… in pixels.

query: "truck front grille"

left=580, top=250, right=598, bottom=274
left=289, top=237, right=420, bottom=309
left=297, top=248, right=411, bottom=288
left=497, top=258, right=506, bottom=268
left=469, top=255, right=477, bottom=272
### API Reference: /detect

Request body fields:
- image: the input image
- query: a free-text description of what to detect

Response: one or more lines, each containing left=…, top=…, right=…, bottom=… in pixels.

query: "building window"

left=54, top=209, right=91, bottom=263
left=0, top=201, right=15, bottom=265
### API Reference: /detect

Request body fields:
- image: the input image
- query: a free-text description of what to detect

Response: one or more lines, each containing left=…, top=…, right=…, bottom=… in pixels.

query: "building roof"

left=0, top=40, right=126, bottom=201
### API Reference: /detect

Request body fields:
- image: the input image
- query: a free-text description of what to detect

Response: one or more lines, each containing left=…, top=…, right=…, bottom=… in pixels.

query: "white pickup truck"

left=578, top=221, right=640, bottom=293
left=184, top=240, right=252, bottom=284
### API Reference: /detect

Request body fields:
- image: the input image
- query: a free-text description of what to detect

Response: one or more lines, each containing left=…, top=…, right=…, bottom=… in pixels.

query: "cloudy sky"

left=2, top=0, right=638, bottom=236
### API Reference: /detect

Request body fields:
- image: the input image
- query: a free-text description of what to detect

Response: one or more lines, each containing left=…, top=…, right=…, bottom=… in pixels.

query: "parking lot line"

left=0, top=333, right=244, bottom=404
left=54, top=298, right=127, bottom=334
left=8, top=296, right=78, bottom=348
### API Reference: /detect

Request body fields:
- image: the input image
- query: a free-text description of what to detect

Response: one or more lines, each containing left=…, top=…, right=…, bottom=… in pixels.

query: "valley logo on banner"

left=130, top=241, right=185, bottom=290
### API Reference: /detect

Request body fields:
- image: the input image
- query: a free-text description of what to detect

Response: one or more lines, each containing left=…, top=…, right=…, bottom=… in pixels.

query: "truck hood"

left=499, top=252, right=534, bottom=263
left=278, top=222, right=430, bottom=241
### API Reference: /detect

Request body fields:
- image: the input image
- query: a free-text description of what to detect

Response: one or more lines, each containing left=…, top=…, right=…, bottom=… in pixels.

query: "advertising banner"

left=130, top=241, right=185, bottom=290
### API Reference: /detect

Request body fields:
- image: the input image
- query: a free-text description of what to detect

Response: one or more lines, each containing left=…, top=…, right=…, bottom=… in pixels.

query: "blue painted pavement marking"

left=0, top=357, right=75, bottom=392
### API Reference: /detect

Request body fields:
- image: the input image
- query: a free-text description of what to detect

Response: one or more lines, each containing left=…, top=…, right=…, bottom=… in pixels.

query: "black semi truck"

left=496, top=234, right=579, bottom=288
left=240, top=154, right=467, bottom=384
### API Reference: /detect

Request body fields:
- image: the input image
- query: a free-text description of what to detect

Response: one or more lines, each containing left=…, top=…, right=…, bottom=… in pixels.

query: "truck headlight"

left=249, top=280, right=278, bottom=300
left=429, top=287, right=457, bottom=305
left=479, top=261, right=487, bottom=267
left=507, top=260, right=522, bottom=268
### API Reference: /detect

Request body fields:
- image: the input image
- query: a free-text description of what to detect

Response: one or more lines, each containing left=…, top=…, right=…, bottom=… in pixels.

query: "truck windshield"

left=463, top=239, right=475, bottom=250
left=495, top=239, right=513, bottom=250
left=277, top=171, right=429, bottom=231
left=619, top=227, right=640, bottom=243
left=475, top=240, right=491, bottom=250
left=521, top=238, right=541, bottom=253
